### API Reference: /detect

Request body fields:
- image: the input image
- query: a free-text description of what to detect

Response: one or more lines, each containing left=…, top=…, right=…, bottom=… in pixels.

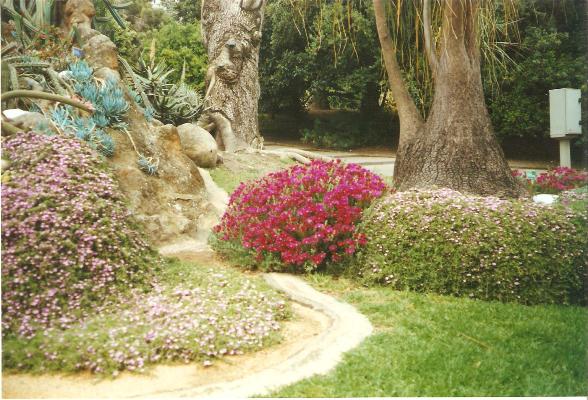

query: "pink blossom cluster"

left=214, top=160, right=385, bottom=271
left=535, top=167, right=588, bottom=193
left=512, top=167, right=588, bottom=194
left=1, top=132, right=156, bottom=338
left=355, top=189, right=587, bottom=305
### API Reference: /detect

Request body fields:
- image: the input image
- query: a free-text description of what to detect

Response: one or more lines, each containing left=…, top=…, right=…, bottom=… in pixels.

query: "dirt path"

left=264, top=141, right=552, bottom=176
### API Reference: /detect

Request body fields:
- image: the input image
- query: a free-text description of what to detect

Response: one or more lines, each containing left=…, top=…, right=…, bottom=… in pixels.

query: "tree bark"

left=373, top=0, right=423, bottom=147
left=199, top=0, right=265, bottom=152
left=374, top=0, right=525, bottom=197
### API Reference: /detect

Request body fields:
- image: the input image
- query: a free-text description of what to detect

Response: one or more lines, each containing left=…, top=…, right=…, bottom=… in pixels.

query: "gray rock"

left=177, top=123, right=218, bottom=168
left=5, top=110, right=54, bottom=133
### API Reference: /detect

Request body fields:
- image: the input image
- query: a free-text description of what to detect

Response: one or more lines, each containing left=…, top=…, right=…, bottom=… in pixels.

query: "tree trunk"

left=374, top=0, right=525, bottom=197
left=199, top=0, right=265, bottom=152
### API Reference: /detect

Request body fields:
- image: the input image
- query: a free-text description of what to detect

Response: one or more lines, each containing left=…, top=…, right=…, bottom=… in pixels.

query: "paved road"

left=265, top=141, right=550, bottom=177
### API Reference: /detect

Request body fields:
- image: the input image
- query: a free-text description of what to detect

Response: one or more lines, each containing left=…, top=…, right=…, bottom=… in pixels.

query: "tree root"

left=252, top=148, right=333, bottom=164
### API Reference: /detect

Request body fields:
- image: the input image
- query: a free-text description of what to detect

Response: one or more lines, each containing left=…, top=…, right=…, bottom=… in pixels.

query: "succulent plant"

left=137, top=155, right=158, bottom=176
left=67, top=62, right=129, bottom=129
left=119, top=53, right=204, bottom=126
left=68, top=61, right=94, bottom=83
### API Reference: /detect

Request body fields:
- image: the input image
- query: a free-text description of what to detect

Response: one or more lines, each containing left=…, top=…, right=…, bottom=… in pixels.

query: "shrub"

left=300, top=111, right=395, bottom=150
left=558, top=186, right=588, bottom=216
left=212, top=160, right=385, bottom=272
left=353, top=189, right=587, bottom=305
left=535, top=167, right=588, bottom=194
left=512, top=167, right=588, bottom=195
left=1, top=132, right=158, bottom=338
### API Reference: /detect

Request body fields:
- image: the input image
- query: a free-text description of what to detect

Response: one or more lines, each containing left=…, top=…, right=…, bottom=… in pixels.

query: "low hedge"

left=352, top=189, right=587, bottom=305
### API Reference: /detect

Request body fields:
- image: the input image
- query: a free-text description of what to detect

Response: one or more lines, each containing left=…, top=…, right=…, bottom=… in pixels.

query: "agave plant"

left=119, top=52, right=205, bottom=126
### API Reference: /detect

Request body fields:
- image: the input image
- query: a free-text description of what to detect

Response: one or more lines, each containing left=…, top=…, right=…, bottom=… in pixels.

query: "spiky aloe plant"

left=119, top=53, right=204, bottom=126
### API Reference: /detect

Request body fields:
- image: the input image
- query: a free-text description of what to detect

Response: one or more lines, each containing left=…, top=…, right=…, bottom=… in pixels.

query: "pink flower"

left=214, top=160, right=386, bottom=271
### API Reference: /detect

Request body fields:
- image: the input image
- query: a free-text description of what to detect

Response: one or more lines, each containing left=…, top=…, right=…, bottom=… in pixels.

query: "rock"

left=4, top=110, right=54, bottom=133
left=106, top=105, right=211, bottom=247
left=61, top=0, right=95, bottom=34
left=533, top=194, right=559, bottom=205
left=93, top=67, right=120, bottom=82
left=2, top=109, right=29, bottom=120
left=82, top=32, right=119, bottom=71
left=177, top=123, right=218, bottom=168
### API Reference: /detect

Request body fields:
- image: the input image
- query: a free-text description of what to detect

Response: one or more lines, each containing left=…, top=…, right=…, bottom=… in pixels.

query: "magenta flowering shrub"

left=354, top=189, right=587, bottom=305
left=1, top=132, right=157, bottom=338
left=535, top=167, right=588, bottom=193
left=512, top=167, right=588, bottom=194
left=212, top=160, right=385, bottom=272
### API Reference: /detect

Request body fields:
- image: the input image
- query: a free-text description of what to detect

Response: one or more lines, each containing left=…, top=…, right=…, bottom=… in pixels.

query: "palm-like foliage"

left=293, top=0, right=520, bottom=115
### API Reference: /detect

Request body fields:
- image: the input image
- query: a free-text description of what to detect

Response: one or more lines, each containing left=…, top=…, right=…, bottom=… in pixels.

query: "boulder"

left=82, top=32, right=119, bottom=71
left=177, top=123, right=218, bottom=168
left=61, top=0, right=95, bottom=34
left=4, top=110, right=55, bottom=134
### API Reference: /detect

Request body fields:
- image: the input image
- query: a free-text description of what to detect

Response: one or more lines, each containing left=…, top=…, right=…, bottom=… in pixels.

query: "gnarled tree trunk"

left=199, top=0, right=265, bottom=152
left=374, top=0, right=525, bottom=197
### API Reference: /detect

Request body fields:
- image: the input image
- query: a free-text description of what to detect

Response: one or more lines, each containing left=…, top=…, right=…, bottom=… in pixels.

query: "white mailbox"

left=549, top=88, right=582, bottom=138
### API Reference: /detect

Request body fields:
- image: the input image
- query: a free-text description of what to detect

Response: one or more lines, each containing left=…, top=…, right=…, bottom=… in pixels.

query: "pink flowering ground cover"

left=3, top=259, right=289, bottom=375
left=353, top=189, right=587, bottom=305
left=1, top=132, right=158, bottom=338
left=1, top=132, right=290, bottom=376
left=212, top=160, right=386, bottom=272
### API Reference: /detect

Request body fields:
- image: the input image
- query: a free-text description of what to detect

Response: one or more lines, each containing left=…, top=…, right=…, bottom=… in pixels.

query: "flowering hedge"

left=212, top=160, right=385, bottom=272
left=1, top=132, right=157, bottom=338
left=512, top=167, right=588, bottom=194
left=353, top=189, right=587, bottom=305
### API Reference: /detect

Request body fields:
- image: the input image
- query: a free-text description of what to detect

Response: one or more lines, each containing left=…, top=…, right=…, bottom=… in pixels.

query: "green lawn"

left=269, top=274, right=588, bottom=397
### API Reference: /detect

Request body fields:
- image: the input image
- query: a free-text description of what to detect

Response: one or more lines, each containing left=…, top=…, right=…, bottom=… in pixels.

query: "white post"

left=559, top=139, right=572, bottom=168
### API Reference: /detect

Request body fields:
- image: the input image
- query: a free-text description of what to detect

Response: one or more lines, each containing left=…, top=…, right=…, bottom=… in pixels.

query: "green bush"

left=300, top=111, right=396, bottom=150
left=145, top=22, right=208, bottom=91
left=352, top=189, right=587, bottom=305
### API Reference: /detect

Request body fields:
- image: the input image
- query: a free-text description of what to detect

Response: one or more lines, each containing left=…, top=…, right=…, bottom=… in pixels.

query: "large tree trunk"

left=374, top=0, right=525, bottom=197
left=199, top=0, right=265, bottom=152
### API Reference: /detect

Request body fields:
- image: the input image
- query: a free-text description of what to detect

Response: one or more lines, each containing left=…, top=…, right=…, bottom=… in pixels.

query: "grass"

left=268, top=274, right=588, bottom=397
left=2, top=258, right=291, bottom=376
left=209, top=155, right=294, bottom=194
left=209, top=166, right=264, bottom=194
